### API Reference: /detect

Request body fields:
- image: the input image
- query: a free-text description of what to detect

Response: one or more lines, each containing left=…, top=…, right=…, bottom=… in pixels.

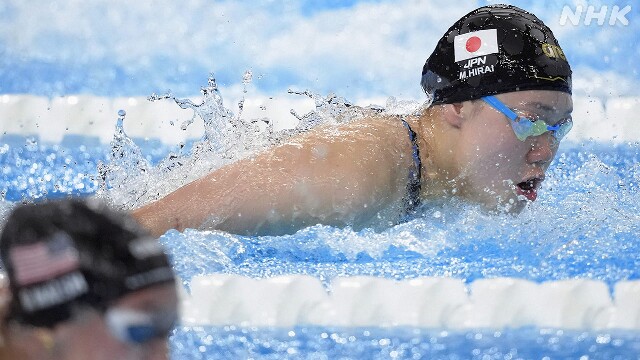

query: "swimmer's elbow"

left=131, top=204, right=177, bottom=238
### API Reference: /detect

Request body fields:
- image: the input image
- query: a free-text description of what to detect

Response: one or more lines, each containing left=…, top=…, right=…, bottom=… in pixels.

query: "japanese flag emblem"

left=454, top=29, right=499, bottom=62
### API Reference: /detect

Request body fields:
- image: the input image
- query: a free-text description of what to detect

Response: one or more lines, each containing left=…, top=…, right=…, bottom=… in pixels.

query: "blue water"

left=170, top=326, right=640, bottom=359
left=2, top=132, right=640, bottom=357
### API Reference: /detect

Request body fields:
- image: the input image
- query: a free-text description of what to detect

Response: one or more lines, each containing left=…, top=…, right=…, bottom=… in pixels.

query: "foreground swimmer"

left=0, top=199, right=177, bottom=360
left=133, top=4, right=573, bottom=237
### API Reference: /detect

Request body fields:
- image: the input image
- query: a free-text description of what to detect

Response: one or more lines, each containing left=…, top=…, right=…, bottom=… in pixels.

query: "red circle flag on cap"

left=454, top=29, right=498, bottom=62
left=466, top=36, right=482, bottom=53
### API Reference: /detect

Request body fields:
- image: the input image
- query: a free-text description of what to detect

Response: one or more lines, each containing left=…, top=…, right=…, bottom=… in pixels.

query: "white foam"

left=0, top=94, right=638, bottom=144
left=179, top=275, right=640, bottom=329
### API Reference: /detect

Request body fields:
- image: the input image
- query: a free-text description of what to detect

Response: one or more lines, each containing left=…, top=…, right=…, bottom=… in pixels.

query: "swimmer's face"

left=103, top=283, right=179, bottom=360
left=453, top=90, right=573, bottom=211
left=36, top=283, right=178, bottom=360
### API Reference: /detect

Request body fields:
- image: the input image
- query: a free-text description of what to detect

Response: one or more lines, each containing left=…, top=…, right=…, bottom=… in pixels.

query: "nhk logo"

left=559, top=5, right=631, bottom=26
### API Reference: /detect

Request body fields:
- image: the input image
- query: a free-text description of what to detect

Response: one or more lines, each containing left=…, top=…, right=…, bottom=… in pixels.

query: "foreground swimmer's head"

left=0, top=199, right=177, bottom=359
left=420, top=4, right=573, bottom=211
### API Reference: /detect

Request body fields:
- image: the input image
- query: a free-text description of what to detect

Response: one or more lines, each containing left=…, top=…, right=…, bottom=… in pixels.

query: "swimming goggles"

left=482, top=95, right=573, bottom=142
left=105, top=307, right=178, bottom=345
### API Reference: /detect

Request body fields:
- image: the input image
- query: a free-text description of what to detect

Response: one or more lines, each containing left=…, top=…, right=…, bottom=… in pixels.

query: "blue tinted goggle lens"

left=482, top=96, right=572, bottom=142
left=123, top=324, right=164, bottom=344
left=106, top=308, right=178, bottom=345
left=548, top=119, right=573, bottom=140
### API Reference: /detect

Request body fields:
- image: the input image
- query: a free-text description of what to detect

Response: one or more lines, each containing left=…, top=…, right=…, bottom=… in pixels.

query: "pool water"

left=160, top=141, right=640, bottom=286
left=2, top=96, right=640, bottom=357
left=171, top=326, right=640, bottom=359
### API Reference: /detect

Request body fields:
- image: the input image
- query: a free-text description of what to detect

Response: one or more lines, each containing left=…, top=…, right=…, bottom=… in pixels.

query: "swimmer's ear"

left=441, top=102, right=465, bottom=129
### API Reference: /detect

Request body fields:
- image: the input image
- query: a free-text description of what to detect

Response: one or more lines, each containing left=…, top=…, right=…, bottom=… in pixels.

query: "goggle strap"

left=482, top=96, right=519, bottom=122
left=546, top=123, right=561, bottom=131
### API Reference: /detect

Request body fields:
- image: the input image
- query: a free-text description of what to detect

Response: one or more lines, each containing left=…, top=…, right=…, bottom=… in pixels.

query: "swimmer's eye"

left=518, top=110, right=571, bottom=125
left=482, top=96, right=573, bottom=142
left=516, top=112, right=543, bottom=123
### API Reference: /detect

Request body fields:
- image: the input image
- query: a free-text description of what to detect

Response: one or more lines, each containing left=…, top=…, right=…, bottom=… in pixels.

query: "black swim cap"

left=421, top=4, right=572, bottom=105
left=0, top=199, right=175, bottom=328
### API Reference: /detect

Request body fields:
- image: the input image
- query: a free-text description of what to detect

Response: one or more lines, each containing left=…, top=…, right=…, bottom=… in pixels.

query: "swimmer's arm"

left=132, top=119, right=412, bottom=236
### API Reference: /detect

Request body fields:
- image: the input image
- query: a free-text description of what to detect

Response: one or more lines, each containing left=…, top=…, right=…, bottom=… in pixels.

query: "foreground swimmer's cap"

left=0, top=199, right=175, bottom=328
left=421, top=4, right=571, bottom=105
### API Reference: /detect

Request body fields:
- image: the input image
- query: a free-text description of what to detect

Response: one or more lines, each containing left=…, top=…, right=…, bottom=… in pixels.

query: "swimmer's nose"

left=526, top=132, right=556, bottom=166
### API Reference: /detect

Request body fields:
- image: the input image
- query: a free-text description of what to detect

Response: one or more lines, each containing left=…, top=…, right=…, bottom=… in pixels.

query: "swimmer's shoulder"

left=288, top=114, right=408, bottom=144
left=258, top=114, right=415, bottom=180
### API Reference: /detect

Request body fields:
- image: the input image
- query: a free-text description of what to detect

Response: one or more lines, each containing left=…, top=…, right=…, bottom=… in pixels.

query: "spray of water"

left=96, top=73, right=422, bottom=211
left=97, top=74, right=276, bottom=209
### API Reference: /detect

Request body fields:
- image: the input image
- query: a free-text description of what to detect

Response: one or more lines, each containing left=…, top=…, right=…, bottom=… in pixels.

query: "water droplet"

left=25, top=137, right=38, bottom=151
left=207, top=75, right=218, bottom=90
left=242, top=70, right=253, bottom=84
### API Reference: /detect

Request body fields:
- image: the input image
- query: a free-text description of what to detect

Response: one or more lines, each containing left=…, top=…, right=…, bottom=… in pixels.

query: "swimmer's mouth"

left=515, top=176, right=544, bottom=201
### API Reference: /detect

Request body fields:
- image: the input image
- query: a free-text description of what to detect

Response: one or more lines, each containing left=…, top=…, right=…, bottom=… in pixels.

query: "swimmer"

left=133, top=4, right=573, bottom=237
left=0, top=199, right=178, bottom=360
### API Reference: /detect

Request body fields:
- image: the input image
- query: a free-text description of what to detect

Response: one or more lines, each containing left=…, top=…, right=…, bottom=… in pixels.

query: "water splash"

left=97, top=74, right=407, bottom=210
left=96, top=109, right=151, bottom=208
left=94, top=76, right=250, bottom=208
left=287, top=89, right=390, bottom=131
left=241, top=70, right=253, bottom=89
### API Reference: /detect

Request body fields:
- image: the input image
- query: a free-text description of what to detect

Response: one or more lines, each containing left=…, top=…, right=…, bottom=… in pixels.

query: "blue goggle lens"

left=512, top=116, right=573, bottom=141
left=124, top=324, right=164, bottom=344
left=106, top=308, right=178, bottom=345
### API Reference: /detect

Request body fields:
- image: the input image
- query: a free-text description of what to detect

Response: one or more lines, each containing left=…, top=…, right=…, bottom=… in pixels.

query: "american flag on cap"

left=9, top=232, right=81, bottom=286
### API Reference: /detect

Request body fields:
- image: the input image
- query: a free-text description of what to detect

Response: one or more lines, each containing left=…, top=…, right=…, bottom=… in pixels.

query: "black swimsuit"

left=400, top=118, right=422, bottom=214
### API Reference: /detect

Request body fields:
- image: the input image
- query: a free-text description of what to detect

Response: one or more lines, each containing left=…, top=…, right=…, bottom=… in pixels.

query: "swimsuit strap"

left=400, top=117, right=422, bottom=214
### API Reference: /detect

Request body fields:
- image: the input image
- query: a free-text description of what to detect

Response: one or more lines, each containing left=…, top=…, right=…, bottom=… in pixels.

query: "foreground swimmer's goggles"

left=105, top=307, right=178, bottom=344
left=482, top=95, right=573, bottom=142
